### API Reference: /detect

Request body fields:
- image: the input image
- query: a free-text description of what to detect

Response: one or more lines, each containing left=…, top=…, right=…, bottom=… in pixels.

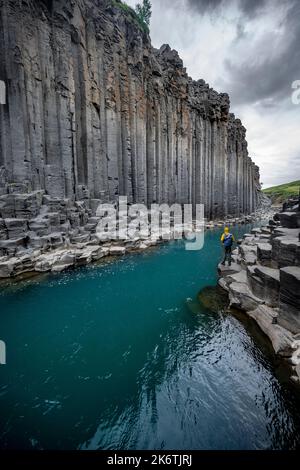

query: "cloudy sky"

left=126, top=0, right=300, bottom=188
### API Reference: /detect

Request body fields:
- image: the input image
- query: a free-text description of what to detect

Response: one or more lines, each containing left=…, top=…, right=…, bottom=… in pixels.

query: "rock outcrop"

left=0, top=0, right=260, bottom=214
left=0, top=0, right=262, bottom=278
left=218, top=204, right=300, bottom=385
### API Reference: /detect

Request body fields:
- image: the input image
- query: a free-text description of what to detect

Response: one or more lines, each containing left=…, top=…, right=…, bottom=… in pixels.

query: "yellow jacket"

left=221, top=232, right=235, bottom=243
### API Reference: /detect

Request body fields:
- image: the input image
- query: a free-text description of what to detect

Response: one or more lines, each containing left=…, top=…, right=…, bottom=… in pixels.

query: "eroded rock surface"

left=218, top=205, right=300, bottom=386
left=0, top=0, right=264, bottom=278
left=0, top=0, right=260, bottom=216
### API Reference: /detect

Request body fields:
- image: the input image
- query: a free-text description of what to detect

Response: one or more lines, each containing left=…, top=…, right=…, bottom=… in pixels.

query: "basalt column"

left=0, top=0, right=261, bottom=219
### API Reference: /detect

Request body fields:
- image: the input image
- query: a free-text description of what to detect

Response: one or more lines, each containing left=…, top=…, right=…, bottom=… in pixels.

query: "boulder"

left=251, top=228, right=262, bottom=237
left=257, top=235, right=271, bottom=243
left=70, top=233, right=91, bottom=244
left=247, top=266, right=280, bottom=307
left=110, top=246, right=126, bottom=256
left=35, top=253, right=58, bottom=272
left=0, top=260, right=15, bottom=278
left=278, top=267, right=300, bottom=334
left=218, top=262, right=241, bottom=277
left=238, top=244, right=257, bottom=266
left=241, top=252, right=257, bottom=267
left=242, top=233, right=253, bottom=239
left=52, top=253, right=75, bottom=272
left=218, top=277, right=229, bottom=291
left=239, top=244, right=257, bottom=257
left=69, top=212, right=81, bottom=228
left=14, top=191, right=44, bottom=219
left=278, top=212, right=300, bottom=229
left=229, top=281, right=265, bottom=311
left=271, top=236, right=300, bottom=267
left=89, top=199, right=101, bottom=216
left=242, top=236, right=256, bottom=245
left=89, top=246, right=105, bottom=261
left=49, top=233, right=64, bottom=249
left=76, top=246, right=104, bottom=263
left=0, top=194, right=16, bottom=218
left=45, top=212, right=61, bottom=230
left=0, top=237, right=27, bottom=255
left=100, top=247, right=110, bottom=257
left=198, top=285, right=229, bottom=313
left=225, top=270, right=248, bottom=286
left=257, top=243, right=272, bottom=266
left=4, top=218, right=28, bottom=238
left=84, top=217, right=100, bottom=234
left=0, top=254, right=37, bottom=277
left=278, top=239, right=300, bottom=268
left=295, top=364, right=300, bottom=384
left=29, top=216, right=51, bottom=236
left=248, top=305, right=295, bottom=357
left=75, top=250, right=92, bottom=266
left=13, top=254, right=35, bottom=275
left=273, top=227, right=300, bottom=239
left=0, top=218, right=7, bottom=240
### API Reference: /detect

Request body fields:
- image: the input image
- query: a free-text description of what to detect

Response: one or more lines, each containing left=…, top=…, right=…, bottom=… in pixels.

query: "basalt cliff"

left=0, top=0, right=262, bottom=276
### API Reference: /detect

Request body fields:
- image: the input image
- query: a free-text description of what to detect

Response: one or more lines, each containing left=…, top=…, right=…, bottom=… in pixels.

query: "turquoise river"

left=1, top=225, right=300, bottom=450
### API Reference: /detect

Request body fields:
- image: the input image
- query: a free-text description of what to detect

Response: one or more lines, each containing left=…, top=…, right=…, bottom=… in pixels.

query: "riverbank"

left=218, top=205, right=300, bottom=387
left=0, top=205, right=272, bottom=282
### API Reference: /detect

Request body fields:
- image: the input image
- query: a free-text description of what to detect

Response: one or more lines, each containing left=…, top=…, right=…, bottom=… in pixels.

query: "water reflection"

left=0, top=227, right=300, bottom=449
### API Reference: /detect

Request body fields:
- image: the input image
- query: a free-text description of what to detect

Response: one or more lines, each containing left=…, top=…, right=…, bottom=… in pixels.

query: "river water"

left=0, top=225, right=300, bottom=450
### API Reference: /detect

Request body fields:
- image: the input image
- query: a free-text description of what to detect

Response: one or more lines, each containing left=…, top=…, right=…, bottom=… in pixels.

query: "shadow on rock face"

left=197, top=285, right=229, bottom=314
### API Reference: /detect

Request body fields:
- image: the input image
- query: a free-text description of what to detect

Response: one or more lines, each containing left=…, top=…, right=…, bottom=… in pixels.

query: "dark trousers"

left=222, top=246, right=232, bottom=265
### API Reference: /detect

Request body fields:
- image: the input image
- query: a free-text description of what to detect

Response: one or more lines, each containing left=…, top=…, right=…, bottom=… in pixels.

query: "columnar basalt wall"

left=0, top=0, right=260, bottom=220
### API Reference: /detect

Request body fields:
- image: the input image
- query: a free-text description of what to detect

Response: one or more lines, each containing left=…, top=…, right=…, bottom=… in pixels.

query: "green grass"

left=111, top=0, right=150, bottom=34
left=263, top=180, right=300, bottom=203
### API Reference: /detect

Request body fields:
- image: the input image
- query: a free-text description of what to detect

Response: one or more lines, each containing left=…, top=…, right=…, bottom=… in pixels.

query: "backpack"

left=223, top=233, right=233, bottom=247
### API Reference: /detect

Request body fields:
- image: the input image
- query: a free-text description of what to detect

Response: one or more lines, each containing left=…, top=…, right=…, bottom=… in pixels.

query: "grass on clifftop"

left=111, top=0, right=150, bottom=34
left=263, top=180, right=300, bottom=203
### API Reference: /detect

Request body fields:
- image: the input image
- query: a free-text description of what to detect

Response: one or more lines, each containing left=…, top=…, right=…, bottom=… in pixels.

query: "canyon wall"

left=0, top=0, right=260, bottom=221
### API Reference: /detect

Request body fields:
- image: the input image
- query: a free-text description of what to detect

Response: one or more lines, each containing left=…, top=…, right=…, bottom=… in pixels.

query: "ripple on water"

left=1, top=229, right=300, bottom=450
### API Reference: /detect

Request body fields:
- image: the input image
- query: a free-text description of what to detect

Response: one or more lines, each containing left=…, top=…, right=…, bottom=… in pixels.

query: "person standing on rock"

left=221, top=227, right=235, bottom=266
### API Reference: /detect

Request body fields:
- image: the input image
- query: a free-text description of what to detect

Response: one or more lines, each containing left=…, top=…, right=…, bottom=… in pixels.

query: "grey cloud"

left=155, top=0, right=300, bottom=109
left=185, top=0, right=268, bottom=17
left=238, top=0, right=267, bottom=18
left=148, top=0, right=300, bottom=186
left=222, top=0, right=300, bottom=107
left=185, top=0, right=225, bottom=14
left=160, top=0, right=300, bottom=108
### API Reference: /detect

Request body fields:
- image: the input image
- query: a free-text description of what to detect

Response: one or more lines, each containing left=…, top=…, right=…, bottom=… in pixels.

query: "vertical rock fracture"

left=0, top=0, right=263, bottom=277
left=0, top=0, right=260, bottom=214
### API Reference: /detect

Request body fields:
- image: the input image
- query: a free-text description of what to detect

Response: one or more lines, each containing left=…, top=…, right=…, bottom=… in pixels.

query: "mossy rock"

left=111, top=0, right=150, bottom=34
left=197, top=285, right=229, bottom=313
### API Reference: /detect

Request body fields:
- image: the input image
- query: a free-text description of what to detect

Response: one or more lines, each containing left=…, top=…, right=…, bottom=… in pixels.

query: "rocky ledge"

left=218, top=199, right=300, bottom=386
left=0, top=191, right=165, bottom=279
left=0, top=187, right=270, bottom=280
